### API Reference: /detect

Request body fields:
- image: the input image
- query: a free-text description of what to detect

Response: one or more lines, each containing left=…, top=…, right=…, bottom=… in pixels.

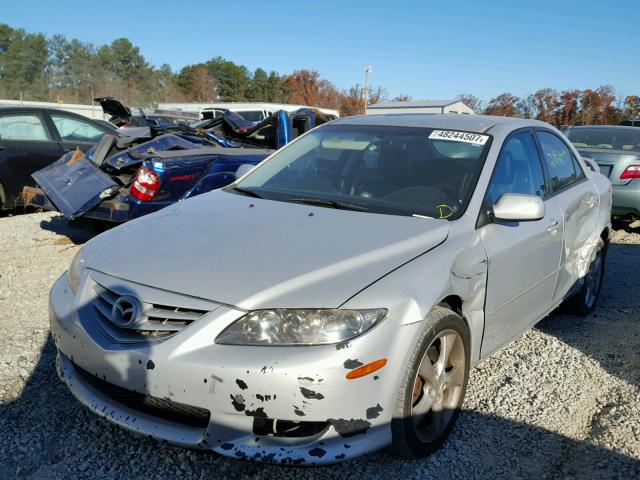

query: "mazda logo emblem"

left=111, top=296, right=139, bottom=327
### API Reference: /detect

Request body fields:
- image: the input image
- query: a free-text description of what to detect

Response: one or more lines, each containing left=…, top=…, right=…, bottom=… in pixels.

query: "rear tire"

left=390, top=306, right=470, bottom=458
left=564, top=242, right=606, bottom=317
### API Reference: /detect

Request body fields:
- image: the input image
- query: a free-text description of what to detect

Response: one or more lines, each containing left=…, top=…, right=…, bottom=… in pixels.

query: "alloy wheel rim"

left=410, top=329, right=465, bottom=442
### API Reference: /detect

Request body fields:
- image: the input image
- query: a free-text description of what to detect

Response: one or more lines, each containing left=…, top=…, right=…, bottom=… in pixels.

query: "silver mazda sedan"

left=50, top=114, right=611, bottom=465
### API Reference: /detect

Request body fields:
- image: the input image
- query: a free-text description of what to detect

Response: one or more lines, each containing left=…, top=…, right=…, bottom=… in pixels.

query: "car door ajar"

left=478, top=130, right=563, bottom=357
left=535, top=130, right=600, bottom=305
left=0, top=112, right=63, bottom=207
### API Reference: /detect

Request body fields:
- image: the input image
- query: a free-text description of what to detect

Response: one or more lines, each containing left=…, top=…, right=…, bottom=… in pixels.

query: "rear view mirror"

left=493, top=193, right=545, bottom=222
left=235, top=164, right=256, bottom=179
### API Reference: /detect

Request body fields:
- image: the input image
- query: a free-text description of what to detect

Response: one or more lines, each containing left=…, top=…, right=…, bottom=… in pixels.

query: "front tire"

left=390, top=306, right=470, bottom=458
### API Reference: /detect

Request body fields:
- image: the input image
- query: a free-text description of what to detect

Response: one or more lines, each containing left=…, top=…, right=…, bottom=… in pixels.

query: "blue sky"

left=3, top=0, right=638, bottom=101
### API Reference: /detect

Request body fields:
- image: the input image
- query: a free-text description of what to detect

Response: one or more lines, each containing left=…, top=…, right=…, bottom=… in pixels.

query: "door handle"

left=547, top=219, right=560, bottom=233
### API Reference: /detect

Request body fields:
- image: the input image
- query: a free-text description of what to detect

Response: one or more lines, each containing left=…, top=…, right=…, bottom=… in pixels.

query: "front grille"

left=91, top=281, right=209, bottom=344
left=74, top=363, right=210, bottom=428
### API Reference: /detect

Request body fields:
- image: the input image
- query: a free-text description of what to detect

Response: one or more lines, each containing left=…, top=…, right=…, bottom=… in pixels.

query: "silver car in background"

left=565, top=125, right=640, bottom=222
left=50, top=114, right=611, bottom=465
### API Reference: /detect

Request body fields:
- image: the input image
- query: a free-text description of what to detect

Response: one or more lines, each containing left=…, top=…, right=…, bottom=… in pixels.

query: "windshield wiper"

left=286, top=197, right=369, bottom=212
left=230, top=186, right=263, bottom=198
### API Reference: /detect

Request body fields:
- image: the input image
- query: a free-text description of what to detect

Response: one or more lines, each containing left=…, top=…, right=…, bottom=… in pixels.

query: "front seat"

left=354, top=144, right=412, bottom=198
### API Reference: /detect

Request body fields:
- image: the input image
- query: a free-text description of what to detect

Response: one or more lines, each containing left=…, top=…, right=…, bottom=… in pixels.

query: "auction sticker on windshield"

left=429, top=130, right=489, bottom=145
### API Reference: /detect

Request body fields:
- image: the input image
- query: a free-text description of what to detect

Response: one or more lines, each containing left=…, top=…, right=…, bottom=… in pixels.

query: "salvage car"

left=0, top=106, right=115, bottom=210
left=25, top=108, right=333, bottom=222
left=49, top=114, right=611, bottom=465
left=565, top=125, right=640, bottom=220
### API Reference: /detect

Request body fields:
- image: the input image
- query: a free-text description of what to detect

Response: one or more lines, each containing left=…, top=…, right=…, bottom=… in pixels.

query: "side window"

left=51, top=115, right=104, bottom=143
left=571, top=154, right=586, bottom=181
left=0, top=114, right=50, bottom=141
left=487, top=132, right=546, bottom=204
left=537, top=131, right=583, bottom=192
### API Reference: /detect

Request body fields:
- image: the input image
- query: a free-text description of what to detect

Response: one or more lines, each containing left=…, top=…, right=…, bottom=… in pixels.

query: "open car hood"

left=82, top=190, right=449, bottom=309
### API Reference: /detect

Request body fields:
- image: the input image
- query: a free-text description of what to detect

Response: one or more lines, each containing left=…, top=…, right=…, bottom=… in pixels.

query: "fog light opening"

left=252, top=417, right=328, bottom=438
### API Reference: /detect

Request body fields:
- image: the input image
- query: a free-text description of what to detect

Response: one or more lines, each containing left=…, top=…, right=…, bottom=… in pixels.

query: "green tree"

left=204, top=57, right=251, bottom=101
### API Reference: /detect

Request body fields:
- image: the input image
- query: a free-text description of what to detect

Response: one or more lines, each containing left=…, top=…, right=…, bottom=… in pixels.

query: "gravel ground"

left=0, top=212, right=639, bottom=479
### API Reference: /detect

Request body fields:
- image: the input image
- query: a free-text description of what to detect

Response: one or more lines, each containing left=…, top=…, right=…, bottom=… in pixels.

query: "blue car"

left=26, top=108, right=335, bottom=223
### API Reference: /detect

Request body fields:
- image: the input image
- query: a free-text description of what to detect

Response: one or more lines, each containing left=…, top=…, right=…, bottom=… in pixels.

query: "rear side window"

left=0, top=114, right=50, bottom=141
left=51, top=115, right=104, bottom=143
left=537, top=131, right=584, bottom=192
left=487, top=131, right=546, bottom=204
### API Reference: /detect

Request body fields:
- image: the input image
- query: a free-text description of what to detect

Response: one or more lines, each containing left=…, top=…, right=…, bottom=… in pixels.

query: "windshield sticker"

left=429, top=130, right=489, bottom=145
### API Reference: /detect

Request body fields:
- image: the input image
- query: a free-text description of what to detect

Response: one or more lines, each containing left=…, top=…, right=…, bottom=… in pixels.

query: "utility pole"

left=364, top=66, right=373, bottom=115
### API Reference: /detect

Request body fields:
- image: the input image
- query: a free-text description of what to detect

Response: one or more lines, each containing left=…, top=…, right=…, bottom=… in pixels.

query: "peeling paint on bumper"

left=50, top=273, right=423, bottom=465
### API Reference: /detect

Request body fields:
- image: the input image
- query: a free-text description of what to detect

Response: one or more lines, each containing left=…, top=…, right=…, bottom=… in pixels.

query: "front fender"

left=341, top=219, right=488, bottom=365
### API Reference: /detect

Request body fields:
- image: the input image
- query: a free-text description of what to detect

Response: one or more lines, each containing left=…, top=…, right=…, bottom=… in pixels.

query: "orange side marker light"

left=346, top=358, right=388, bottom=380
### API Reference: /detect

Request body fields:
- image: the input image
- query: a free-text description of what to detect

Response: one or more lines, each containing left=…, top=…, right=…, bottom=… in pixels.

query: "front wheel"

left=390, top=306, right=470, bottom=458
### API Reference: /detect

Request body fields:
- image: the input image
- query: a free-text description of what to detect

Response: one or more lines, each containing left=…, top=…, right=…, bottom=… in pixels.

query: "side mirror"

left=493, top=193, right=545, bottom=222
left=581, top=157, right=600, bottom=173
left=235, top=164, right=256, bottom=179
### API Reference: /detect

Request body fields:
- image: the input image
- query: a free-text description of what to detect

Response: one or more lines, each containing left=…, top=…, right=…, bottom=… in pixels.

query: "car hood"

left=83, top=191, right=449, bottom=309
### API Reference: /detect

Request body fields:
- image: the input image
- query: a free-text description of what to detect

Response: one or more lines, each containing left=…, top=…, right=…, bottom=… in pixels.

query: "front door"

left=0, top=112, right=63, bottom=206
left=478, top=130, right=563, bottom=356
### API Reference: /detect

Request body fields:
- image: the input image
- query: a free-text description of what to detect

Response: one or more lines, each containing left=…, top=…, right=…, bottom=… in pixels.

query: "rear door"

left=479, top=130, right=564, bottom=356
left=0, top=111, right=63, bottom=206
left=48, top=113, right=107, bottom=153
left=535, top=130, right=600, bottom=304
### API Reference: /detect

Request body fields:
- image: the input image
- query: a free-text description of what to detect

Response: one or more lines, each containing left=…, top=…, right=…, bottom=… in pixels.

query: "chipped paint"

left=366, top=404, right=383, bottom=419
left=230, top=394, right=245, bottom=412
left=343, top=359, right=363, bottom=369
left=235, top=379, right=248, bottom=390
left=299, top=387, right=324, bottom=400
left=328, top=418, right=372, bottom=437
left=244, top=407, right=267, bottom=418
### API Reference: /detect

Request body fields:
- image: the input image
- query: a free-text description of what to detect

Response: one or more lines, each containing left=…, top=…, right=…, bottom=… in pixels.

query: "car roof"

left=332, top=113, right=549, bottom=133
left=0, top=106, right=94, bottom=117
left=565, top=124, right=640, bottom=132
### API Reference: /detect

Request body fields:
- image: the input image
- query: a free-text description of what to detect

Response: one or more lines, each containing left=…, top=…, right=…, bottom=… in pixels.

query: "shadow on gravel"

left=39, top=216, right=99, bottom=245
left=1, top=333, right=639, bottom=479
left=538, top=242, right=640, bottom=390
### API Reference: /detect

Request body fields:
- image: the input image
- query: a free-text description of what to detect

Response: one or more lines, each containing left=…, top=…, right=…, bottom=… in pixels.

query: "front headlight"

left=215, top=308, right=387, bottom=346
left=68, top=249, right=87, bottom=293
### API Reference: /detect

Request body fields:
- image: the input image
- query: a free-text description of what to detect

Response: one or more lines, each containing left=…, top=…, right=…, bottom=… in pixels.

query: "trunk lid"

left=576, top=147, right=640, bottom=184
left=32, top=152, right=119, bottom=219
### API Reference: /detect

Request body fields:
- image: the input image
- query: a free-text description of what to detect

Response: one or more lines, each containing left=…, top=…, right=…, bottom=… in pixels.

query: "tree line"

left=457, top=88, right=639, bottom=126
left=0, top=24, right=386, bottom=116
left=0, top=23, right=637, bottom=123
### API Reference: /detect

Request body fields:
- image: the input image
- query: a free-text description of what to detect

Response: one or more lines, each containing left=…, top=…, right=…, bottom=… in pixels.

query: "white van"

left=199, top=102, right=339, bottom=121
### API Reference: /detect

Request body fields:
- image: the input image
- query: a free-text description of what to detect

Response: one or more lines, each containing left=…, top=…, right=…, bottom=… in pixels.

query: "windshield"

left=565, top=127, right=640, bottom=151
left=232, top=124, right=492, bottom=219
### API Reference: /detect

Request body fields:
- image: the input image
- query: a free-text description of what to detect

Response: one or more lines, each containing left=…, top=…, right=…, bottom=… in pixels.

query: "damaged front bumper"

left=50, top=272, right=421, bottom=465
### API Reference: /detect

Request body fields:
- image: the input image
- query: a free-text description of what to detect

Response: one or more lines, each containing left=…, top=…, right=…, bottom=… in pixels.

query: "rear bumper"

left=24, top=186, right=172, bottom=223
left=612, top=181, right=640, bottom=217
